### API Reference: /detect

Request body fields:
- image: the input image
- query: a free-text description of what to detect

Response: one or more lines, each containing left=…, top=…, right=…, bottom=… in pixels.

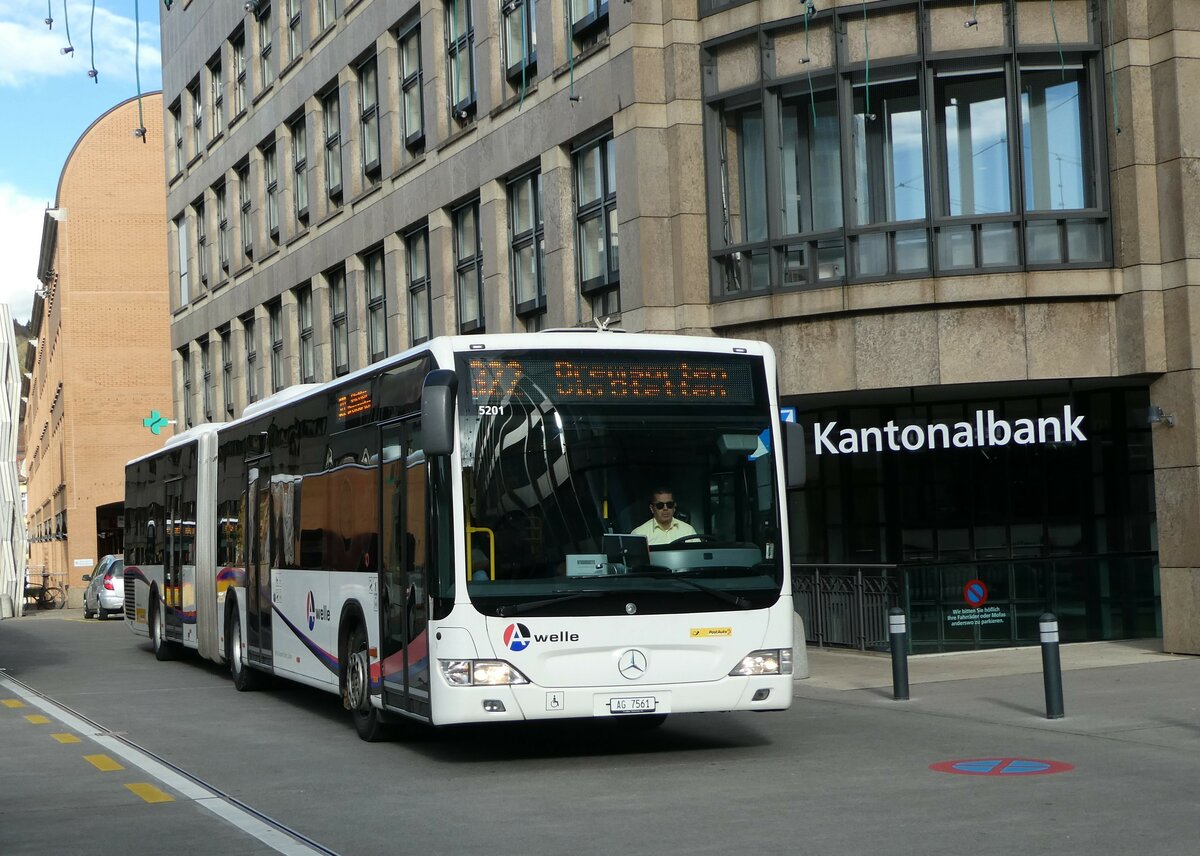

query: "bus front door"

left=379, top=420, right=430, bottom=717
left=246, top=461, right=273, bottom=667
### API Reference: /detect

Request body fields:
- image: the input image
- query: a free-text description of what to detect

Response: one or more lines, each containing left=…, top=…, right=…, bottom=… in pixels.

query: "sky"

left=0, top=0, right=162, bottom=324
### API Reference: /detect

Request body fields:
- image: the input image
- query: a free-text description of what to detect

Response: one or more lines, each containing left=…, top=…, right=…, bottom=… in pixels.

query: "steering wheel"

left=667, top=534, right=720, bottom=546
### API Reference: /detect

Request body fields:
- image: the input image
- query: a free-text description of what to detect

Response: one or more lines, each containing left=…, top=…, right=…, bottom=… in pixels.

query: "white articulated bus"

left=123, top=331, right=805, bottom=739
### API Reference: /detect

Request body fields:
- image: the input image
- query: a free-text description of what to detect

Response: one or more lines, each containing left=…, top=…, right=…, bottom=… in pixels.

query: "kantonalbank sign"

left=813, top=405, right=1087, bottom=456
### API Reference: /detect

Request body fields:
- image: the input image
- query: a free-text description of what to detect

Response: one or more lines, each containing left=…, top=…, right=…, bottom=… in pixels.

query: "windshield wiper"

left=495, top=590, right=604, bottom=617
left=620, top=571, right=752, bottom=609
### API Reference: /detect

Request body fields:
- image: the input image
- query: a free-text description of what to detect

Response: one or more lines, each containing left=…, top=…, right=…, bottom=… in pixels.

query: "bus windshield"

left=457, top=349, right=783, bottom=616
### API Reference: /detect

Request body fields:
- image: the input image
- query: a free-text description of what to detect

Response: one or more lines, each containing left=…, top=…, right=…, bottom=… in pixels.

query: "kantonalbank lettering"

left=814, top=406, right=1087, bottom=455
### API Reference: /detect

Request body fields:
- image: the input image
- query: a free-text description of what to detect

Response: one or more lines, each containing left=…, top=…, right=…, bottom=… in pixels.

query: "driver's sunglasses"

left=652, top=501, right=676, bottom=510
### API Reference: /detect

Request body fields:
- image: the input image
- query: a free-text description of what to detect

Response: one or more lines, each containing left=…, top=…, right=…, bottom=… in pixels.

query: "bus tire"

left=150, top=594, right=176, bottom=661
left=343, top=621, right=388, bottom=742
left=227, top=602, right=262, bottom=692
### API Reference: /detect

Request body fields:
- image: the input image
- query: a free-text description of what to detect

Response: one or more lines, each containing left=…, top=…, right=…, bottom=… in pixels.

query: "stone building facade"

left=159, top=0, right=1200, bottom=653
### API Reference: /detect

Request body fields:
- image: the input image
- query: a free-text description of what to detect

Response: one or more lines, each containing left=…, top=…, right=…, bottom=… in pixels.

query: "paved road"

left=2, top=610, right=1199, bottom=855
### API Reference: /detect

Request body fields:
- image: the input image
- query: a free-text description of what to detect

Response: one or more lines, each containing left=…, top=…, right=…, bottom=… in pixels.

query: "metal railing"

left=23, top=567, right=68, bottom=611
left=792, top=564, right=900, bottom=650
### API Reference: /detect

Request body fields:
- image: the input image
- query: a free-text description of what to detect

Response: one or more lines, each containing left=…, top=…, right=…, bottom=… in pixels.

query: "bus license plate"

left=609, top=696, right=656, bottom=714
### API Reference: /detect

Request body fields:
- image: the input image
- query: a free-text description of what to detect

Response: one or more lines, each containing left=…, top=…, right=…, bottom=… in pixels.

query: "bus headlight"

left=439, top=659, right=530, bottom=686
left=729, top=649, right=793, bottom=676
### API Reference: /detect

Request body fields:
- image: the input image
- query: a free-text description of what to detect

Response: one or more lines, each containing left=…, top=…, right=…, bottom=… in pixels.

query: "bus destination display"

left=467, top=354, right=756, bottom=404
left=337, top=388, right=372, bottom=420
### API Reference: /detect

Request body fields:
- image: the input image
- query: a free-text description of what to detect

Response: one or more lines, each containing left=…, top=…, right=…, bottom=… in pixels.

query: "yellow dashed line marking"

left=125, top=783, right=174, bottom=803
left=84, top=754, right=124, bottom=772
left=2, top=699, right=25, bottom=708
left=25, top=714, right=50, bottom=725
left=51, top=733, right=81, bottom=744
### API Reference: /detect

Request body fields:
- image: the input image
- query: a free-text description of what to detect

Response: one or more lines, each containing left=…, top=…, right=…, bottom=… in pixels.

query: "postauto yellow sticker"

left=690, top=627, right=732, bottom=638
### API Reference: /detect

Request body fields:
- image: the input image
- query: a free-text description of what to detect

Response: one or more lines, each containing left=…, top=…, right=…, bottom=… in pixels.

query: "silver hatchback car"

left=83, top=555, right=125, bottom=620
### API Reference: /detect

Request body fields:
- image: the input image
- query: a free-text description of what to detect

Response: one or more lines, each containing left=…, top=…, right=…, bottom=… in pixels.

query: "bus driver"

left=631, top=487, right=697, bottom=546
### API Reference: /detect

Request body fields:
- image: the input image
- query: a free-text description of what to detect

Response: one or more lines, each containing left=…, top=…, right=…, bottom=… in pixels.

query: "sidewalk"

left=800, top=637, right=1181, bottom=691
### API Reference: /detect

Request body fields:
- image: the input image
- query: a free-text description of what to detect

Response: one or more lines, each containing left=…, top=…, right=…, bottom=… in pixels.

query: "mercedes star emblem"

left=618, top=649, right=647, bottom=680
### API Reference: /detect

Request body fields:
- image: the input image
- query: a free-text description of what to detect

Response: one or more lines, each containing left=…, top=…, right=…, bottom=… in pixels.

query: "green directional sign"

left=143, top=410, right=170, bottom=435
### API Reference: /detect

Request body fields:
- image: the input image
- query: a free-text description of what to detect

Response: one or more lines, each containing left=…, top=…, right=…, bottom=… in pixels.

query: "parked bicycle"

left=24, top=571, right=67, bottom=611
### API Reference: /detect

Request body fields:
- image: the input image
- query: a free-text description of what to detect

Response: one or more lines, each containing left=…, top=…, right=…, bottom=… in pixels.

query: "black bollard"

left=889, top=607, right=910, bottom=701
left=1039, top=612, right=1064, bottom=719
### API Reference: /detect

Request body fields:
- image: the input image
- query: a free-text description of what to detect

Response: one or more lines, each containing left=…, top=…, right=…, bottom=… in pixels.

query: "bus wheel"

left=344, top=623, right=388, bottom=742
left=227, top=605, right=261, bottom=692
left=150, top=596, right=176, bottom=661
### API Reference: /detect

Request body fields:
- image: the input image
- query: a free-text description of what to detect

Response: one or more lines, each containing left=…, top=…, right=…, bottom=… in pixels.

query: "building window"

left=291, top=117, right=309, bottom=224
left=400, top=24, right=424, bottom=149
left=176, top=215, right=189, bottom=305
left=570, top=0, right=608, bottom=42
left=358, top=56, right=381, bottom=180
left=195, top=199, right=209, bottom=286
left=705, top=24, right=1108, bottom=298
left=406, top=227, right=431, bottom=345
left=454, top=200, right=484, bottom=332
left=574, top=135, right=619, bottom=316
left=777, top=89, right=844, bottom=290
left=269, top=300, right=284, bottom=392
left=445, top=0, right=476, bottom=119
left=323, top=87, right=342, bottom=202
left=220, top=326, right=233, bottom=417
left=329, top=267, right=349, bottom=376
left=243, top=314, right=259, bottom=403
left=216, top=183, right=231, bottom=273
left=297, top=284, right=314, bottom=383
left=238, top=162, right=253, bottom=261
left=318, top=0, right=336, bottom=32
left=200, top=338, right=213, bottom=422
left=502, top=0, right=536, bottom=82
left=209, top=58, right=224, bottom=139
left=264, top=143, right=279, bottom=241
left=258, top=4, right=275, bottom=90
left=509, top=170, right=545, bottom=319
left=363, top=248, right=387, bottom=362
left=180, top=348, right=194, bottom=428
left=188, top=78, right=202, bottom=158
left=287, top=0, right=303, bottom=63
left=170, top=101, right=183, bottom=173
left=232, top=32, right=247, bottom=115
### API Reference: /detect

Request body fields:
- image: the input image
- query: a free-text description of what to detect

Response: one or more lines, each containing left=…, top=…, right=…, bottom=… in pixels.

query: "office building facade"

left=159, top=0, right=1200, bottom=654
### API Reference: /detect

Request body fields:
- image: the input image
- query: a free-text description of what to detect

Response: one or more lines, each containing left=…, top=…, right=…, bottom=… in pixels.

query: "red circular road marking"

left=930, top=758, right=1074, bottom=776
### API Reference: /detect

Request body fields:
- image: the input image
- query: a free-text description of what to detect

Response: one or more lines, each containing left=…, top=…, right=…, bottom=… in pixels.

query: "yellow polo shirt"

left=631, top=517, right=697, bottom=546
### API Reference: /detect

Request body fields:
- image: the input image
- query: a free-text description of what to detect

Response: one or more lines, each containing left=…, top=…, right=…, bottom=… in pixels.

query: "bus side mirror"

left=422, top=369, right=458, bottom=456
left=784, top=421, right=806, bottom=489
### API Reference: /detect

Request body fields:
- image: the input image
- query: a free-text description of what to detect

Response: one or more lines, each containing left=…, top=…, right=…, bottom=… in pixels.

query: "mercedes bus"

left=123, top=331, right=804, bottom=740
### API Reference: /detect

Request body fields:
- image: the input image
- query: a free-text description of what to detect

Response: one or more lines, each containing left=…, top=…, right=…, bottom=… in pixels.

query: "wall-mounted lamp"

left=1148, top=405, right=1175, bottom=428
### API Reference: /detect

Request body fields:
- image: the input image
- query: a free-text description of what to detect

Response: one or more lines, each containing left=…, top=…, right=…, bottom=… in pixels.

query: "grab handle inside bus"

left=423, top=369, right=458, bottom=456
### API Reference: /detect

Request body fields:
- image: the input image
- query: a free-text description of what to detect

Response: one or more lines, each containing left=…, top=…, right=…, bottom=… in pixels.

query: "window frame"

left=170, top=100, right=184, bottom=174
left=200, top=337, right=214, bottom=423
left=232, top=31, right=247, bottom=116
left=508, top=169, right=546, bottom=317
left=364, top=247, right=387, bottom=363
left=257, top=3, right=275, bottom=90
left=268, top=299, right=284, bottom=393
left=406, top=226, right=432, bottom=345
left=445, top=0, right=477, bottom=120
left=573, top=135, right=620, bottom=310
left=297, top=284, right=315, bottom=383
left=287, top=0, right=303, bottom=63
left=323, top=86, right=343, bottom=202
left=215, top=182, right=231, bottom=273
left=209, top=57, right=224, bottom=139
left=264, top=142, right=280, bottom=242
left=220, top=325, right=234, bottom=417
left=453, top=199, right=484, bottom=333
left=358, top=55, right=381, bottom=180
left=329, top=266, right=349, bottom=377
left=399, top=23, right=425, bottom=150
left=237, top=161, right=253, bottom=262
left=188, top=78, right=203, bottom=158
left=291, top=116, right=309, bottom=224
left=180, top=348, right=194, bottom=428
left=176, top=214, right=189, bottom=305
left=570, top=0, right=608, bottom=41
left=501, top=0, right=537, bottom=82
left=195, top=198, right=209, bottom=287
left=243, top=314, right=259, bottom=404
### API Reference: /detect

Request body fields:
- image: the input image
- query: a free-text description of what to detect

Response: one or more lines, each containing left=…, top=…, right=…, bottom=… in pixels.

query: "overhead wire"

left=61, top=0, right=74, bottom=54
left=88, top=0, right=99, bottom=81
left=1105, top=0, right=1121, bottom=134
left=135, top=0, right=148, bottom=139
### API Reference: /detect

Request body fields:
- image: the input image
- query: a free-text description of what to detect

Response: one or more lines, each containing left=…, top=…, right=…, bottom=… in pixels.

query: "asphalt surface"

left=2, top=608, right=1198, bottom=855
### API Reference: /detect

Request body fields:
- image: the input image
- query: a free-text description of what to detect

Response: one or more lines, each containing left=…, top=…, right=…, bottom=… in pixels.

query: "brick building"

left=25, top=93, right=173, bottom=607
left=157, top=0, right=1200, bottom=654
